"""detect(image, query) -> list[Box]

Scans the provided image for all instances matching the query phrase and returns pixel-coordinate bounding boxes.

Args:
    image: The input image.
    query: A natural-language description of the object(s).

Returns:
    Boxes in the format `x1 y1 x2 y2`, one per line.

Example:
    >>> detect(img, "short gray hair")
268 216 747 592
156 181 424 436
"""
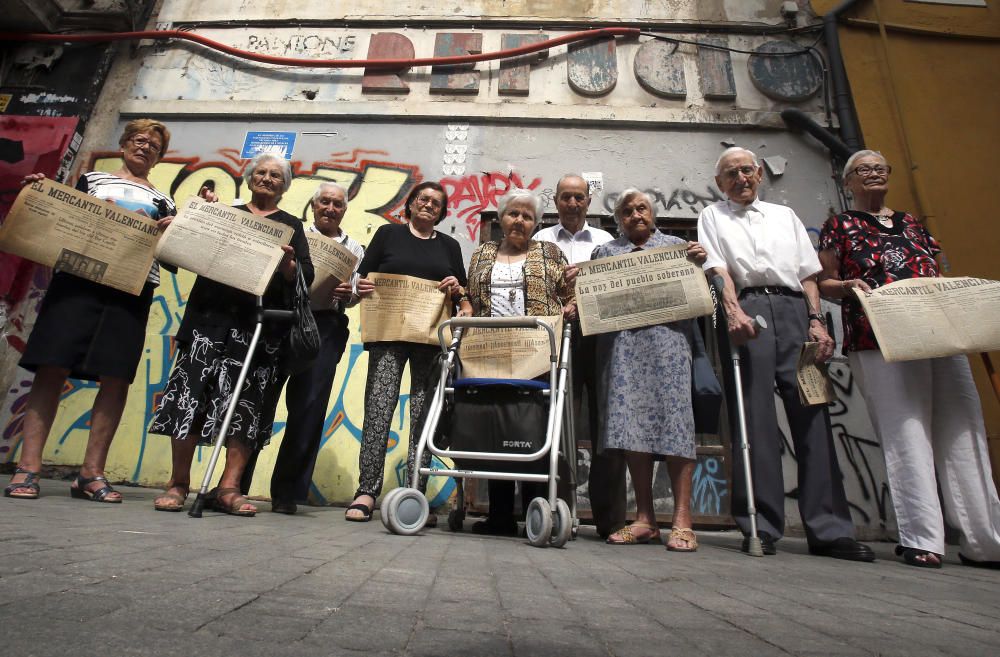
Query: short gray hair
497 188 542 219
555 173 590 197
243 153 293 194
613 188 655 221
714 146 759 176
311 181 348 204
842 149 887 179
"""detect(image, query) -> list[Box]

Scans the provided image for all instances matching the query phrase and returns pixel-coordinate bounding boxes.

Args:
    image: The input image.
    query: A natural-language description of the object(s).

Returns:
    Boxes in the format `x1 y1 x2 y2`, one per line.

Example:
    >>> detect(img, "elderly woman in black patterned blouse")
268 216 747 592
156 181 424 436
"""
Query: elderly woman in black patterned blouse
148 153 313 516
464 188 575 534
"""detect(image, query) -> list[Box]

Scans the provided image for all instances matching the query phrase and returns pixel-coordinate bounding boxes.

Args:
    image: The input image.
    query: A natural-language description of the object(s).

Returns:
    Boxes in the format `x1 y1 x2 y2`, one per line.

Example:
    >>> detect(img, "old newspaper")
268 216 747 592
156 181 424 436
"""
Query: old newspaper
0 178 159 295
305 232 360 310
796 342 837 406
154 197 293 296
459 315 562 380
360 273 450 345
576 244 714 336
854 277 1000 362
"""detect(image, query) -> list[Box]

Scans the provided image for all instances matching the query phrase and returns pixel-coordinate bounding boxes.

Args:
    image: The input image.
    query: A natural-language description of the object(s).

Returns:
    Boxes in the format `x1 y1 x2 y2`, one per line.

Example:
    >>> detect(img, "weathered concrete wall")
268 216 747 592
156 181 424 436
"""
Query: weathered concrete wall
0 0 897 537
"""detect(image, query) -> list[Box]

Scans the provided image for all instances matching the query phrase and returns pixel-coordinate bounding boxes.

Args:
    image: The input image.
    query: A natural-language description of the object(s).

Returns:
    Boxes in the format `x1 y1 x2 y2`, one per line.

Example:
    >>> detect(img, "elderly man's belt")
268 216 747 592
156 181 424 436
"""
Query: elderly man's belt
739 286 803 298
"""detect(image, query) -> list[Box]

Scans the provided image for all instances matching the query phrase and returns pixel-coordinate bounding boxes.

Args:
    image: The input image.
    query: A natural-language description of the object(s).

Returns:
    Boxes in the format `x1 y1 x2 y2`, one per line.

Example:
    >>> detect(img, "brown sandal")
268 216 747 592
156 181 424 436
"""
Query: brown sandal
211 487 257 517
606 522 661 545
666 527 698 552
153 483 190 512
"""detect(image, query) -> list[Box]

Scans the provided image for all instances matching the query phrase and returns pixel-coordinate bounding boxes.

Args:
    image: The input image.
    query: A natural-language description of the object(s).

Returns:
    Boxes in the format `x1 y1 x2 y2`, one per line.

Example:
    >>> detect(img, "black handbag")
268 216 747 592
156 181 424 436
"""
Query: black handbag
690 321 723 435
283 264 322 374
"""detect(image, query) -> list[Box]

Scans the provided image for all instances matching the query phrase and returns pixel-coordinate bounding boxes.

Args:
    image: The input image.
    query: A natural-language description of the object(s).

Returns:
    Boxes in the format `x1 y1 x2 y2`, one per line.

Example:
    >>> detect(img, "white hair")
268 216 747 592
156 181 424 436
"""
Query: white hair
497 188 542 219
842 149 886 179
311 181 348 204
613 188 655 222
243 153 293 193
714 146 759 176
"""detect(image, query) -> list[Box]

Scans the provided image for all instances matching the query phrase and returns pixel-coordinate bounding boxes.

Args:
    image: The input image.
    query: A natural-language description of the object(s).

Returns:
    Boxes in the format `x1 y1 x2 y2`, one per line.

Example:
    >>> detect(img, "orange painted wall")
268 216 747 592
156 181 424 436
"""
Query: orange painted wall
812 0 1000 477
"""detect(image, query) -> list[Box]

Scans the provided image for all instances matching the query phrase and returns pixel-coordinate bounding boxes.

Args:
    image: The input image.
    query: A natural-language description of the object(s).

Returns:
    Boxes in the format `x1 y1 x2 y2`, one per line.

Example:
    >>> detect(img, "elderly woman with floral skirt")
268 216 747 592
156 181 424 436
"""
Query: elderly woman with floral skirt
595 189 706 551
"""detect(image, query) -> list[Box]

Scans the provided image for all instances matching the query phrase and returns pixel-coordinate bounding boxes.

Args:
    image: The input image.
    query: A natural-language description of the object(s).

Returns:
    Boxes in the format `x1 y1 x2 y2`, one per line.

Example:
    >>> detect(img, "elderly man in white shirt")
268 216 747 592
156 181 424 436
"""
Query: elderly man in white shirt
698 147 874 562
534 173 626 538
269 182 365 514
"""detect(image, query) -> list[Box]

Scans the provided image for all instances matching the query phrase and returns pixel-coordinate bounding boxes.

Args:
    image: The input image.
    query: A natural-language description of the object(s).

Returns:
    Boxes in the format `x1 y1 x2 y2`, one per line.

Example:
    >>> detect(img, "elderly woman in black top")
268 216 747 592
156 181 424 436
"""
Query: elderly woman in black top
345 181 473 522
149 153 313 516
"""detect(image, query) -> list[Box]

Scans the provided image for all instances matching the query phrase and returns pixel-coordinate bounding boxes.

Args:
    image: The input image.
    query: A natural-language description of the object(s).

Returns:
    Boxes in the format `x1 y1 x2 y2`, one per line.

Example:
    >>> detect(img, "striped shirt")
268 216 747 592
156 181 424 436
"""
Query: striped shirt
76 171 175 285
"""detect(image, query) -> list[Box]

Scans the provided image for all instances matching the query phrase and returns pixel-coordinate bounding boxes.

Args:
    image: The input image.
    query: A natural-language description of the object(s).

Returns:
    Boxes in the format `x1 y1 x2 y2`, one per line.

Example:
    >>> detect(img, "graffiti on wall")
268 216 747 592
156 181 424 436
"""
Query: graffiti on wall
0 142 892 535
441 171 543 241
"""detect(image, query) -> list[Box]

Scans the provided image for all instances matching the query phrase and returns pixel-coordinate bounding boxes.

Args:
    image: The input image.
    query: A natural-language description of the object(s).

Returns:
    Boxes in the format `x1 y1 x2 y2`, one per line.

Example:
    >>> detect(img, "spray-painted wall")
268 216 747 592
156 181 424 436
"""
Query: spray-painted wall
0 0 897 537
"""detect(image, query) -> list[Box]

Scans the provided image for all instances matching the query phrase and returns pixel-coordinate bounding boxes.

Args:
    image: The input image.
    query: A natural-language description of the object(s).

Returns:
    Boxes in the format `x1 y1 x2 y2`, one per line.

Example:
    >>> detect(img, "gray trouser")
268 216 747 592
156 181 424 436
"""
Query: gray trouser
731 291 854 545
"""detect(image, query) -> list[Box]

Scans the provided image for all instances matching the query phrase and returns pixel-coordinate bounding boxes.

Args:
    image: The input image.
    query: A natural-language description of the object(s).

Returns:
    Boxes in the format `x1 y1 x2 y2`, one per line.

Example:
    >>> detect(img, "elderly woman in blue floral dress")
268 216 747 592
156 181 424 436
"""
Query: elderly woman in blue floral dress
595 188 706 550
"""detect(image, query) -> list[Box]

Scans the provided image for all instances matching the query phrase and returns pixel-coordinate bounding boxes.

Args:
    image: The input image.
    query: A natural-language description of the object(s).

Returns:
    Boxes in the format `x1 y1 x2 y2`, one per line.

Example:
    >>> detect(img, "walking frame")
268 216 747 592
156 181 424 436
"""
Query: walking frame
380 316 578 547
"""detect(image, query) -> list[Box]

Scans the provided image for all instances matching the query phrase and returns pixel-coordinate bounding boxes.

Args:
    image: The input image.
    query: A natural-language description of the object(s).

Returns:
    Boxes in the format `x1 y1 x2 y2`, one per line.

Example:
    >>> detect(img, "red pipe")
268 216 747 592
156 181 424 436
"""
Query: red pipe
0 27 640 69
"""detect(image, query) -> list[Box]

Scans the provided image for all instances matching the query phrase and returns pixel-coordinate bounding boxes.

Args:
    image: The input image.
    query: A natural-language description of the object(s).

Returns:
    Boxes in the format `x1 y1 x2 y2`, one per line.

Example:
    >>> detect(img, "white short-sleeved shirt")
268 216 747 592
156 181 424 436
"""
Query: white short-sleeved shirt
533 222 614 264
697 198 821 292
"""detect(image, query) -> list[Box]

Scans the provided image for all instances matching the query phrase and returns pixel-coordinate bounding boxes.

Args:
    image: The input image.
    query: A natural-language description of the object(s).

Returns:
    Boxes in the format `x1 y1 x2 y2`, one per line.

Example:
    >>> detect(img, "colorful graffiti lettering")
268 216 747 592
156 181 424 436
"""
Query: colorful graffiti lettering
441 171 543 240
0 147 461 507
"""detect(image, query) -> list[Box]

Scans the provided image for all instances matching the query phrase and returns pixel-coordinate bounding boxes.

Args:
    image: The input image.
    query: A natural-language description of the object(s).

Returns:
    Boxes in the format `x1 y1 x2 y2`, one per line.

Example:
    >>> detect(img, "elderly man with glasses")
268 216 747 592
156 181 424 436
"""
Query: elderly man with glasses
697 146 874 562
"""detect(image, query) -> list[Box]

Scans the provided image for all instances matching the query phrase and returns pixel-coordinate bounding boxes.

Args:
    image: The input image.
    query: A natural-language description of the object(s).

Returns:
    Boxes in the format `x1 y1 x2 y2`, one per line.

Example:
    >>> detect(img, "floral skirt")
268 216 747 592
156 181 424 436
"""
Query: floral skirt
149 326 285 450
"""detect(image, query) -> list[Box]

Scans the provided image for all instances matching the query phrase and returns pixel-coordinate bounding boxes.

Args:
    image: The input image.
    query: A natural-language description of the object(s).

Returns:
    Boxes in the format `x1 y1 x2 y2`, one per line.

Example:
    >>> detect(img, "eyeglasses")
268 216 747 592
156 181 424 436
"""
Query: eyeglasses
849 164 891 177
721 165 758 180
413 194 443 210
129 136 162 155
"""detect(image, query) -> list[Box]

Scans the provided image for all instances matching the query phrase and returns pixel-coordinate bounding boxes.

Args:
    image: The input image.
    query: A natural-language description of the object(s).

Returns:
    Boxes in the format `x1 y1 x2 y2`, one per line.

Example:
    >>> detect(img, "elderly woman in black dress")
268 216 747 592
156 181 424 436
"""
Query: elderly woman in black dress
345 181 473 522
5 119 175 502
148 153 313 516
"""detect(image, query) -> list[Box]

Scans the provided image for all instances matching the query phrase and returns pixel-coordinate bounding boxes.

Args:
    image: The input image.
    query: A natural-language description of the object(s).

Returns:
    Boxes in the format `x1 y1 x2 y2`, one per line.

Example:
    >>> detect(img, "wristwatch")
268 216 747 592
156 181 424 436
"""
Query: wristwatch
807 313 826 325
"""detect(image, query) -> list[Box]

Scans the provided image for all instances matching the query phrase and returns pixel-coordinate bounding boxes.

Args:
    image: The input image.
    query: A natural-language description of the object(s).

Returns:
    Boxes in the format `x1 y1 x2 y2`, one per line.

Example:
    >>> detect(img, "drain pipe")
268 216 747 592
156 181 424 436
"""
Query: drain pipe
780 108 853 161
823 0 865 152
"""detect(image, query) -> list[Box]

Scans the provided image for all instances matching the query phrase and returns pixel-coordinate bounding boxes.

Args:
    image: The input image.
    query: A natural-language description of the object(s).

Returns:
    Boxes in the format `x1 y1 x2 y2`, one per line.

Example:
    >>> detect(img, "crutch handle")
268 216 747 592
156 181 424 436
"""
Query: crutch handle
751 315 767 331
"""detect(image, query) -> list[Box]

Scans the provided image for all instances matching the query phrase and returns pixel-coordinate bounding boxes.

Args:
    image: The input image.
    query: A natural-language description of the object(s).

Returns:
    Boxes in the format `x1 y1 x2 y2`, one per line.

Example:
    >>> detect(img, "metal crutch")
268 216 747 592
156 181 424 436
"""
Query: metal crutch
188 297 294 518
709 275 768 557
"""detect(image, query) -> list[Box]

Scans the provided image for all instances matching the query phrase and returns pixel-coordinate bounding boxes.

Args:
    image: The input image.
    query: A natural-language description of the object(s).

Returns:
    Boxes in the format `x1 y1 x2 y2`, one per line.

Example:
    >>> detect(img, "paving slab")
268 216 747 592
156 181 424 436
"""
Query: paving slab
1 480 998 657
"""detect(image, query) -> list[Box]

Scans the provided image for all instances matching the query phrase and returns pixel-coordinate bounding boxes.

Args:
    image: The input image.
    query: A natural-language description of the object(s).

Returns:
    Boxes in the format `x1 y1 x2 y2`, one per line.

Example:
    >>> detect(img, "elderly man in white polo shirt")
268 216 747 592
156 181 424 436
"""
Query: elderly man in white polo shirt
535 173 626 538
698 147 874 562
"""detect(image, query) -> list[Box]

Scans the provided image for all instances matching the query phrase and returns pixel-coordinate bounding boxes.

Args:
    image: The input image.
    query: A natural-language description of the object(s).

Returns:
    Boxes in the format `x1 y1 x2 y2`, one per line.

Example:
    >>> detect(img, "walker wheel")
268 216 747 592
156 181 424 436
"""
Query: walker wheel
379 487 405 530
447 508 465 532
385 488 429 536
551 499 572 548
525 497 553 548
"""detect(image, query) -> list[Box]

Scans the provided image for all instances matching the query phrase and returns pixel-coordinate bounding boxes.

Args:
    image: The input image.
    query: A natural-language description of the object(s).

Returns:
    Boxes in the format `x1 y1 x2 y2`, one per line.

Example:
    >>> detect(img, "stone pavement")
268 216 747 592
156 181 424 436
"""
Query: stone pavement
2 480 999 657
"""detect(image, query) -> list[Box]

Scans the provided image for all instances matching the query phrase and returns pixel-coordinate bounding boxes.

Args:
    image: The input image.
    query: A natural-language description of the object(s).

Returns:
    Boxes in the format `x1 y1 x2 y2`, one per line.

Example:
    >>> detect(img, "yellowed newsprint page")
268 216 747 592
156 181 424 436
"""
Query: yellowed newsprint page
459 315 562 380
360 273 450 345
306 232 360 310
796 342 837 406
854 277 1000 362
576 244 713 336
0 178 159 295
154 197 293 296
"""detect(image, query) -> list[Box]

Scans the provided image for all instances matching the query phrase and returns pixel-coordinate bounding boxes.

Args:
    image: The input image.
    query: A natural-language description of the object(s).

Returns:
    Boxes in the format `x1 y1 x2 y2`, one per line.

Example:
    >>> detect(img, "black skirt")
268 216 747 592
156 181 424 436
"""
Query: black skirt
19 272 155 383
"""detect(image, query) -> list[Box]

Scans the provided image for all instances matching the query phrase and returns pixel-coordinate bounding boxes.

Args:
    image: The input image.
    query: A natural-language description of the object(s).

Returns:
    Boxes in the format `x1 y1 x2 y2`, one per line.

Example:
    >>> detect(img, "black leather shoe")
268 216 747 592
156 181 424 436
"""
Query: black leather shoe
809 537 876 562
741 532 777 555
271 500 297 515
471 517 518 536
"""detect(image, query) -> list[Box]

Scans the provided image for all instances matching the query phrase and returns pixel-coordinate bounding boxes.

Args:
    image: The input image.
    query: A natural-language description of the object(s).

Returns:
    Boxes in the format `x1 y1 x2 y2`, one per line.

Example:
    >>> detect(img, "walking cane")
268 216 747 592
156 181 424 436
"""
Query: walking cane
188 297 294 518
710 276 767 557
